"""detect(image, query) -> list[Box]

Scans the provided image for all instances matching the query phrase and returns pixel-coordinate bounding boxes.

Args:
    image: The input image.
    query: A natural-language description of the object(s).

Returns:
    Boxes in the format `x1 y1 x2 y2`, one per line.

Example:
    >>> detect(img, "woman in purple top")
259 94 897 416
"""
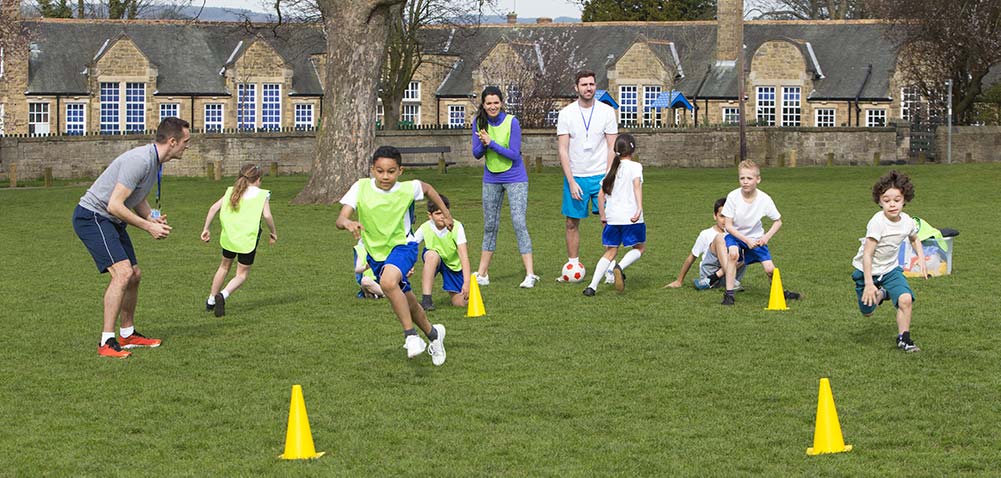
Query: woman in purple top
471 86 538 288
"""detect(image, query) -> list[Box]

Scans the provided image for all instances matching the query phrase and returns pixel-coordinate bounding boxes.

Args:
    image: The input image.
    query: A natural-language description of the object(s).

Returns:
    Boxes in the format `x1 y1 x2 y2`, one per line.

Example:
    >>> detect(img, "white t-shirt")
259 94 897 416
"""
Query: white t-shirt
241 185 270 200
721 188 781 240
852 211 918 275
339 179 424 239
603 160 643 225
413 221 467 245
692 227 722 267
556 100 618 177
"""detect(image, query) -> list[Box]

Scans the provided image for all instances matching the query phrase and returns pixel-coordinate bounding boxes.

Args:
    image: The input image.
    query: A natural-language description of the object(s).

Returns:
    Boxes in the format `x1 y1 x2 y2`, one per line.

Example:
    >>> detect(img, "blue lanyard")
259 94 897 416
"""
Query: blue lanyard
153 144 161 210
580 104 594 140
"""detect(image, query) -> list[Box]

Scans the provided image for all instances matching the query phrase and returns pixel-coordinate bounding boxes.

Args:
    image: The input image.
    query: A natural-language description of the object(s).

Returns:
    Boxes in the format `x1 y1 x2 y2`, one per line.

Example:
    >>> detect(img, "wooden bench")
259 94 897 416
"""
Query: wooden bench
397 146 456 173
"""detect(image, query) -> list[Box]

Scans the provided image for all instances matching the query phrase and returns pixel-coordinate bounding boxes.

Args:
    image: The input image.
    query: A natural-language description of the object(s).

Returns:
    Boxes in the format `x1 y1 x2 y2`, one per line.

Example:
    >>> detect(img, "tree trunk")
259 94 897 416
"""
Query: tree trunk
293 0 403 204
382 97 402 130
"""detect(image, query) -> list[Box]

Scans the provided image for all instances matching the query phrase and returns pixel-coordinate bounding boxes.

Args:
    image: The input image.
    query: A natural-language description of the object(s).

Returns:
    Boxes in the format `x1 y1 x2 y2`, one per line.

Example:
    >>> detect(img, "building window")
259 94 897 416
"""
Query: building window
756 86 776 126
204 104 224 132
0 48 4 78
815 108 836 127
781 87 801 126
28 102 50 135
294 103 314 129
401 104 420 125
159 103 179 122
403 81 420 101
546 109 559 127
376 102 384 126
619 85 638 124
66 103 86 135
448 105 465 127
643 86 662 126
506 85 522 117
100 82 120 133
261 83 281 130
238 83 256 131
866 109 887 127
722 107 740 125
0 103 4 135
901 86 923 123
125 82 146 132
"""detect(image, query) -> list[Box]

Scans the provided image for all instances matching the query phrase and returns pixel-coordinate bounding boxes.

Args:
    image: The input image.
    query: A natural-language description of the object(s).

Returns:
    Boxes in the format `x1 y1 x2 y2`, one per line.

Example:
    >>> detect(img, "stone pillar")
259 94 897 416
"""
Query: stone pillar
716 0 743 64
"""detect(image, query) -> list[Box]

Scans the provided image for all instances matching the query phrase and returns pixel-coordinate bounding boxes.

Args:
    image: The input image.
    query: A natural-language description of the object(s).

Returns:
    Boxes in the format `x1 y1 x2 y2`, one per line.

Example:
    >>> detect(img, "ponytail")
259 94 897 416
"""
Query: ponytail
476 86 504 131
230 164 262 211
602 134 636 196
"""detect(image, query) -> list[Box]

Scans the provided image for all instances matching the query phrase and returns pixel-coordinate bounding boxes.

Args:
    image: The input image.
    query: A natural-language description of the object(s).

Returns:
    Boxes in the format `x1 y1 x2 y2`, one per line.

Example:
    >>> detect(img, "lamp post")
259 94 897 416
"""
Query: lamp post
946 79 953 164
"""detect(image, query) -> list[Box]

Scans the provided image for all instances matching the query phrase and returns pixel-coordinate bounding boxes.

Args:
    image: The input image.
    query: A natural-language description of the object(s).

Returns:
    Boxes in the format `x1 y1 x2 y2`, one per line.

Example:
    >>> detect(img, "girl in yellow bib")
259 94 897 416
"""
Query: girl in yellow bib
200 164 277 317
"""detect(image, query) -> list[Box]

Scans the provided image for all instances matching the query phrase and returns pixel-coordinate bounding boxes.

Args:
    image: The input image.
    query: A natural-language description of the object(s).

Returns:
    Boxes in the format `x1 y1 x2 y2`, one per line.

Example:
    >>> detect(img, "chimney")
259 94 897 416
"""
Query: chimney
716 0 742 65
536 17 552 24
506 12 517 24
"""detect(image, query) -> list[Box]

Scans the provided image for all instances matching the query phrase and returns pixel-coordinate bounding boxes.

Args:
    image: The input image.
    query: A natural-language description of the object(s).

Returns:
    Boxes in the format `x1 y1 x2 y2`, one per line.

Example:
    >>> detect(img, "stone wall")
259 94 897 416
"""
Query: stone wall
936 126 1001 163
0 127 918 180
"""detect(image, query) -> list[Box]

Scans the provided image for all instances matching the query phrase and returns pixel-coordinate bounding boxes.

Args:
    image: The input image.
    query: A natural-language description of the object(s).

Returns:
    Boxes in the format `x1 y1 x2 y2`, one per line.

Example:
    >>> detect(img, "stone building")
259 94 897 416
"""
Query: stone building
0 0 970 136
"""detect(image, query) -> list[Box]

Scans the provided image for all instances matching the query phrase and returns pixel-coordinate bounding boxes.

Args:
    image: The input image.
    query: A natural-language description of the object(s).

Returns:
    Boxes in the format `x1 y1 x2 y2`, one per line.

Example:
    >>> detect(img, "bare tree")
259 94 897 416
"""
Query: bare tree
749 0 874 19
877 0 1001 125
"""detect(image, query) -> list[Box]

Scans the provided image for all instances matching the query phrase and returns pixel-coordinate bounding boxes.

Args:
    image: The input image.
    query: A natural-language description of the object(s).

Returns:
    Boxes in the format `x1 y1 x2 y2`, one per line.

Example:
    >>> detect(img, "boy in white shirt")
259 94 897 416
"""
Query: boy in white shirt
415 195 471 311
852 170 926 352
720 160 800 305
664 198 745 290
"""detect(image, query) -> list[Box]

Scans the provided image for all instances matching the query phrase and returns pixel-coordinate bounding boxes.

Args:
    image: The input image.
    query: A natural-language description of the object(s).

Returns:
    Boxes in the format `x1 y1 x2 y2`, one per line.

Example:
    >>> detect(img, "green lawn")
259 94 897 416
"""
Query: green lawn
2 163 999 476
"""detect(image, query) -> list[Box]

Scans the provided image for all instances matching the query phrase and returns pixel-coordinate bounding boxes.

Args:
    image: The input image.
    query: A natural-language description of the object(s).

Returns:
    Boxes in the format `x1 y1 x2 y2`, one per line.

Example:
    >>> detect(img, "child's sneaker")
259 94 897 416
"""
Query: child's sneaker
205 301 214 312
98 338 131 359
897 332 920 353
214 293 225 317
612 265 626 292
693 277 712 290
604 262 616 284
119 331 162 349
420 297 435 311
783 289 802 300
519 274 540 288
404 335 427 358
428 324 446 366
475 273 490 286
721 293 735 306
582 287 596 297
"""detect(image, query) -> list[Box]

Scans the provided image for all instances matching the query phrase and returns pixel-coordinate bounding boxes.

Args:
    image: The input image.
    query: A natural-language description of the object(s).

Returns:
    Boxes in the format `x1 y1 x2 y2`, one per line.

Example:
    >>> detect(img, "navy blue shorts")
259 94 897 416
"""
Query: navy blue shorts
724 234 772 265
367 242 419 294
422 248 465 293
601 223 646 247
73 205 137 273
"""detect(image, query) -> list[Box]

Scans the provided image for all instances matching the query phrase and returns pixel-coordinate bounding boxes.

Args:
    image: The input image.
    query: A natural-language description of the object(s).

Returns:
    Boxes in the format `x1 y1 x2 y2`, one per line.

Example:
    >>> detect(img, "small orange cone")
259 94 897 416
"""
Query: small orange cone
279 385 325 460
467 273 486 317
765 268 789 310
807 378 853 455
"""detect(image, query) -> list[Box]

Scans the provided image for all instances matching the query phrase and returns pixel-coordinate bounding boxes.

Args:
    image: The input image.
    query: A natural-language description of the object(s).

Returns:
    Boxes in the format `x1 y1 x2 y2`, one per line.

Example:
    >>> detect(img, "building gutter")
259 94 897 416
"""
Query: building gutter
854 64 872 126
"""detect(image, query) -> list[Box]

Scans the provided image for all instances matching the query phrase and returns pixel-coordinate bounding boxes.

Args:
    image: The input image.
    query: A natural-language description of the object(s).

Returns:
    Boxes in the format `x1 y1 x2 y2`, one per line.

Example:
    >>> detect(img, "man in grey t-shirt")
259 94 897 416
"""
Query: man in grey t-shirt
72 117 190 358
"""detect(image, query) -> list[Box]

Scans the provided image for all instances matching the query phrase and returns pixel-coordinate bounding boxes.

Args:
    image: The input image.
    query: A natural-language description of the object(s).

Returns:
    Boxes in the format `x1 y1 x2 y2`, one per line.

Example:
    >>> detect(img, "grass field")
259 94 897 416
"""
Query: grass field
2 163 1000 476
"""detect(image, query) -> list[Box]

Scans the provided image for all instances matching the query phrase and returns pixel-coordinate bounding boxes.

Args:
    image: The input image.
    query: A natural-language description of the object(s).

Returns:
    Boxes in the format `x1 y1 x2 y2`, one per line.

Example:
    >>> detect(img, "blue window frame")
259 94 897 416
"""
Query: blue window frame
66 103 86 135
261 83 281 130
100 82 120 133
238 83 256 131
125 82 145 132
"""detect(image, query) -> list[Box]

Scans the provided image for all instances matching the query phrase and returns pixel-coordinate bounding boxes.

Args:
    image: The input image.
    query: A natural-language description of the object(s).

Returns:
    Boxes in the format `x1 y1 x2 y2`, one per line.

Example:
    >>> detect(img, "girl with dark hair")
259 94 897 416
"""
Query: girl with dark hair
200 164 278 317
471 86 538 288
583 134 645 296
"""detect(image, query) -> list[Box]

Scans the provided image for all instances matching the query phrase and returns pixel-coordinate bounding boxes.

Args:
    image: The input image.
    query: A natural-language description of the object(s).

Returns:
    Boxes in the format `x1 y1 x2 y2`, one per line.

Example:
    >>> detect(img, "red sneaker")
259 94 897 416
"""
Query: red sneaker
98 338 131 358
119 331 162 349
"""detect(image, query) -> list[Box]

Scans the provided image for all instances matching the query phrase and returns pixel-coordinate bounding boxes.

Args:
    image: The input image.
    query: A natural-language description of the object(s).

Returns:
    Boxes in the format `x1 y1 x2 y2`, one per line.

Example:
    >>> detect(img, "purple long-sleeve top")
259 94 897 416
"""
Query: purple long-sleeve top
471 112 528 184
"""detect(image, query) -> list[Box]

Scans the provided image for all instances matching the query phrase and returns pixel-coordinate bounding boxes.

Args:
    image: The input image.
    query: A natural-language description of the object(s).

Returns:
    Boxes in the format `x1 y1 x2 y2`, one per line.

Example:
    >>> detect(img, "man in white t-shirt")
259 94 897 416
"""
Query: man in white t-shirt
556 69 618 280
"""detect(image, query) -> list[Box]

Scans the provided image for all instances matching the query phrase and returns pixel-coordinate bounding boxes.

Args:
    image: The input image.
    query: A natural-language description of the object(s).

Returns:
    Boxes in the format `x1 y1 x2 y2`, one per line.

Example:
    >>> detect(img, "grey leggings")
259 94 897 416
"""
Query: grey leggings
482 182 532 254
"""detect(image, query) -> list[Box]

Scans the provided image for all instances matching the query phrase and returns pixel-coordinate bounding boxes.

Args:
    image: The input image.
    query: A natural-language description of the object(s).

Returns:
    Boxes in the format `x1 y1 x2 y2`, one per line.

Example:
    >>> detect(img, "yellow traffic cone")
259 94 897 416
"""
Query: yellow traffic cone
807 378 853 455
279 385 325 460
467 273 486 317
765 267 789 310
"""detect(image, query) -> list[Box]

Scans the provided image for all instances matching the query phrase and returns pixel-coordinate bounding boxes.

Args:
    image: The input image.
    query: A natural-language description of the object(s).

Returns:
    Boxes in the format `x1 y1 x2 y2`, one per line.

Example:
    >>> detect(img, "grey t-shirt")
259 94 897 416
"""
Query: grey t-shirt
78 144 159 223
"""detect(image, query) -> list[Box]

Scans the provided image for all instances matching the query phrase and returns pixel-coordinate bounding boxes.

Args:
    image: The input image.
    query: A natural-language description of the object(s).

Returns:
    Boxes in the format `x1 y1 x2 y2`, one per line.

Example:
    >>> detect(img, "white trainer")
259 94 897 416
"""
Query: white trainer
404 335 427 359
475 273 490 286
428 324 446 366
604 262 617 284
519 274 540 288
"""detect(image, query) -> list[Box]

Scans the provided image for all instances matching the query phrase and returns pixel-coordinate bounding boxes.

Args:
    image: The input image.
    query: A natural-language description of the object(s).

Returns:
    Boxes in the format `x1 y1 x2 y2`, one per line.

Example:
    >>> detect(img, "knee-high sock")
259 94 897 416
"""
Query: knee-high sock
619 249 642 269
589 257 612 289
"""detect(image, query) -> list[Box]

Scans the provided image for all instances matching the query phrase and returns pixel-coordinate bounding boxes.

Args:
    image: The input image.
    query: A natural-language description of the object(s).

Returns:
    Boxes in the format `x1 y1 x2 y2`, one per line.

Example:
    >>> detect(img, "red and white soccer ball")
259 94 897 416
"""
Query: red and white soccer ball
561 261 586 283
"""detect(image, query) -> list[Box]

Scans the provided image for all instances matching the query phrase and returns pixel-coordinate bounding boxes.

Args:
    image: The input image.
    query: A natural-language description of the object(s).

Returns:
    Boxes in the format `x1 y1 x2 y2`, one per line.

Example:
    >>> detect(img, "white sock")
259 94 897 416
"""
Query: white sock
619 249 643 269
605 260 617 275
568 257 580 265
100 332 115 346
207 295 216 305
120 326 134 338
589 257 612 289
221 290 230 299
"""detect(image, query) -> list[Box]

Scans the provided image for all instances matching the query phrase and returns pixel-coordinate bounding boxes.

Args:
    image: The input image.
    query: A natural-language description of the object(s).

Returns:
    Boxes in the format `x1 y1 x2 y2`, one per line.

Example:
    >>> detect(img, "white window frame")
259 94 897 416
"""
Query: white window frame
0 103 4 135
447 104 465 127
866 109 887 128
814 108 836 127
901 86 923 122
403 81 421 101
65 103 87 135
619 85 638 124
0 48 4 78
401 81 421 126
546 109 559 127
204 103 224 132
294 103 314 129
756 86 776 126
401 103 421 125
124 82 146 132
159 103 180 123
28 102 51 135
722 107 740 125
100 82 120 133
643 85 662 126
376 101 385 126
261 83 282 130
237 83 257 131
780 86 801 126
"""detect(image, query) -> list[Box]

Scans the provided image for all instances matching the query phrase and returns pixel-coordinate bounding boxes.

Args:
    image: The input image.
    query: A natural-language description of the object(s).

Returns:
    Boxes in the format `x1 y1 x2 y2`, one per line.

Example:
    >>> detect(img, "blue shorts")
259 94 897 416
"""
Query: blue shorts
562 174 604 219
73 205 137 273
724 235 772 265
367 242 419 294
422 248 465 293
852 267 914 315
601 223 646 247
354 249 376 285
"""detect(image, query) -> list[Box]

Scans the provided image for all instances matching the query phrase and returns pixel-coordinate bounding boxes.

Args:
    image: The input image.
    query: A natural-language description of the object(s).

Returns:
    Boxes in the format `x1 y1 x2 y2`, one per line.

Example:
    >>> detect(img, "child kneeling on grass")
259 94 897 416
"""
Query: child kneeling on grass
336 146 449 366
852 170 926 352
664 197 746 290
416 194 471 311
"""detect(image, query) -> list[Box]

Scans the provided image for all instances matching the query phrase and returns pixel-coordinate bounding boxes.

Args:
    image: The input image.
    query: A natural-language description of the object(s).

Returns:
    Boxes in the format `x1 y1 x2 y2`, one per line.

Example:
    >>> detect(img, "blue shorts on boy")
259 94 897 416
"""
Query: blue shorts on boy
423 248 465 292
562 174 604 219
724 235 772 264
602 223 646 247
366 242 419 293
851 267 914 315
73 205 138 272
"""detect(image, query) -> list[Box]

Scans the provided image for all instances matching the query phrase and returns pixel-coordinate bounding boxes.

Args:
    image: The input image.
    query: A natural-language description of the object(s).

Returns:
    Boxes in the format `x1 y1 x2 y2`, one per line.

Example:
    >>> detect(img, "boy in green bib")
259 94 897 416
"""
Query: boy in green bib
336 146 451 366
200 164 278 317
415 195 471 311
